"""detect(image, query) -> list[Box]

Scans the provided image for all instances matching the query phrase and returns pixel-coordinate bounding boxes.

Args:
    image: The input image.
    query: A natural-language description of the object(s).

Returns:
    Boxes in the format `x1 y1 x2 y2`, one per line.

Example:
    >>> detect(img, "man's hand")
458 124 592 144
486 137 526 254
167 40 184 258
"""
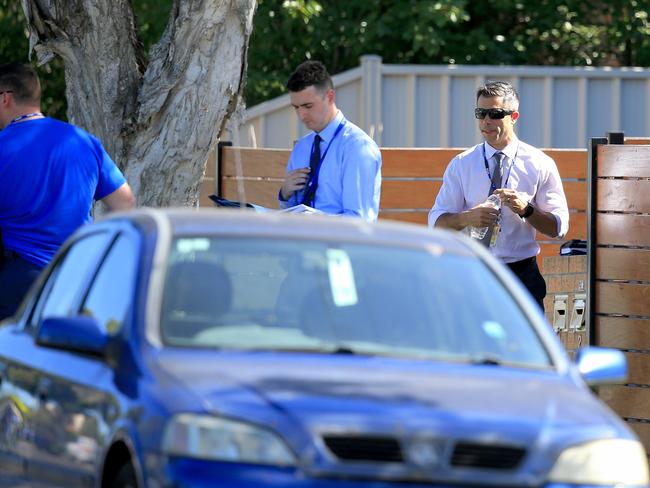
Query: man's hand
280 167 310 200
465 202 500 228
495 188 561 237
494 188 526 216
435 201 499 230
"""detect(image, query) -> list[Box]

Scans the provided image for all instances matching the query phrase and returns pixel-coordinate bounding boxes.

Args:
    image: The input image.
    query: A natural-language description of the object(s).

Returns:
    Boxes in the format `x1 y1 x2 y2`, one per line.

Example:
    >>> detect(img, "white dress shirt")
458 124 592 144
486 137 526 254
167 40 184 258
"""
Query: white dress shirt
428 137 569 263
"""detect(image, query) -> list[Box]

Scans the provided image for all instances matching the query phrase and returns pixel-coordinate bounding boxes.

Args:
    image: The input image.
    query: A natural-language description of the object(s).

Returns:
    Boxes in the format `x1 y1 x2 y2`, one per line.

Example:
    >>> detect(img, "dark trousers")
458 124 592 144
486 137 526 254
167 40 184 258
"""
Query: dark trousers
0 252 42 321
507 256 546 311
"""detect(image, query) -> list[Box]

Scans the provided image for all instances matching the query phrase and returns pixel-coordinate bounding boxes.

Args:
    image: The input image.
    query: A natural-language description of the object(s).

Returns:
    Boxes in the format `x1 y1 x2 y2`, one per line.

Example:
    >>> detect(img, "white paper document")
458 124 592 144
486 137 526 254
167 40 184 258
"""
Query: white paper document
279 204 324 214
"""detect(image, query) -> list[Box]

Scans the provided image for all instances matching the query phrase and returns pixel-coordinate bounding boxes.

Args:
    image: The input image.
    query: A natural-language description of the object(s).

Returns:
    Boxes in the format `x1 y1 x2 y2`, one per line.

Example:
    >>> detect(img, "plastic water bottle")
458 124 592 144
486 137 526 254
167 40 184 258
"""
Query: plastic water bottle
470 194 502 240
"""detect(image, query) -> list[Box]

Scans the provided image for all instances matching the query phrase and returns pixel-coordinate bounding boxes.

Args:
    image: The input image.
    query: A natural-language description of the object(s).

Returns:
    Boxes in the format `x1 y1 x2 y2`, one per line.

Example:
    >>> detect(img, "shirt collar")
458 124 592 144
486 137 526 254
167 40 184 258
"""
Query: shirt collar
315 110 345 143
484 136 519 161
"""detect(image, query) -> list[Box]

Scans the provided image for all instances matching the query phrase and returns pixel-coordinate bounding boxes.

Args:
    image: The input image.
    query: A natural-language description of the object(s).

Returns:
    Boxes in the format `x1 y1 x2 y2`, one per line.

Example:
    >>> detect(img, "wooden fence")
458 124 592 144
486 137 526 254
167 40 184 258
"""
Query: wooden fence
201 144 589 271
588 136 650 451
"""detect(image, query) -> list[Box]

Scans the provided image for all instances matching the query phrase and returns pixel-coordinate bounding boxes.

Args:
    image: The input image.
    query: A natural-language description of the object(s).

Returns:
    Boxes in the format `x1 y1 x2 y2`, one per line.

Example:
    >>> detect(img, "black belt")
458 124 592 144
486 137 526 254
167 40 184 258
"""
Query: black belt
506 256 537 272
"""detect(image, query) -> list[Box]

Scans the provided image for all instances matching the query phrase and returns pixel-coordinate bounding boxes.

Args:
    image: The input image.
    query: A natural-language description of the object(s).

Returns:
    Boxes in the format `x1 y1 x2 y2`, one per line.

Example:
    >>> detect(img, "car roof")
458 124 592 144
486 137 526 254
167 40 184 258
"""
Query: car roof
100 207 477 257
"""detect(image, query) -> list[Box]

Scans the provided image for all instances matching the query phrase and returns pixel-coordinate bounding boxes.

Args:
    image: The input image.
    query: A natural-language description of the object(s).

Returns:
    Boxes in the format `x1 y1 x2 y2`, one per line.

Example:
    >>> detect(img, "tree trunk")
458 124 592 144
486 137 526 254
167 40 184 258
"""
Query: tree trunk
20 0 256 206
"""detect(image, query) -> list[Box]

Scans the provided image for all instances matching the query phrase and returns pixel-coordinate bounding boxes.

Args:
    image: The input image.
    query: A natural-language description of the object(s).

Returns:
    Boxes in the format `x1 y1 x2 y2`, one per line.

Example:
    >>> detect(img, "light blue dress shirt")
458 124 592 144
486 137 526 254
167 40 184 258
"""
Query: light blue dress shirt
279 111 382 222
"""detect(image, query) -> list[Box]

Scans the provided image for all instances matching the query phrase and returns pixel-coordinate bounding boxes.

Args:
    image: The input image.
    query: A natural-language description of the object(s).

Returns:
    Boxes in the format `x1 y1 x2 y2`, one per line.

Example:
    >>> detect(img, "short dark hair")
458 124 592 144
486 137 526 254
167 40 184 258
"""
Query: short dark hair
286 60 333 93
0 63 41 105
476 80 519 110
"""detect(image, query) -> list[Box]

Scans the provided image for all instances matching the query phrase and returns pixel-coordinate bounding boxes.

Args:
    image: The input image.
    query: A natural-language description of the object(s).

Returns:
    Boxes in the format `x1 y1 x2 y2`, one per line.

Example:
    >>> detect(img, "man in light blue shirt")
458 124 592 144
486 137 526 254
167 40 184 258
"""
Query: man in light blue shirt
279 61 381 222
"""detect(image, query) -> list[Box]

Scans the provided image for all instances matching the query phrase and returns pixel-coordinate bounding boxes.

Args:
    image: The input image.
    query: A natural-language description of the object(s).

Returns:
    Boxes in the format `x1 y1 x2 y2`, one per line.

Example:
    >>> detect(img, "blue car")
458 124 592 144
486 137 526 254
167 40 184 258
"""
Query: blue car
0 208 646 487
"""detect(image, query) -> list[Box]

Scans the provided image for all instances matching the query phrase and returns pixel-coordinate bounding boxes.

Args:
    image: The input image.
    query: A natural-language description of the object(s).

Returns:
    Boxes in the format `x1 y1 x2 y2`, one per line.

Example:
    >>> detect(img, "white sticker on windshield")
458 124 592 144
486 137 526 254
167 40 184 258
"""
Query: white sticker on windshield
482 321 506 340
326 249 358 307
176 238 210 254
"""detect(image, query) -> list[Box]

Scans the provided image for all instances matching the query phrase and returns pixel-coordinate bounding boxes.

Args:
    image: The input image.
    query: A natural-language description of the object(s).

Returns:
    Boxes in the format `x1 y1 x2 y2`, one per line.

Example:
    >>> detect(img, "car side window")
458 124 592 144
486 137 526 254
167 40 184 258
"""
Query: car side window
81 233 138 334
31 232 114 326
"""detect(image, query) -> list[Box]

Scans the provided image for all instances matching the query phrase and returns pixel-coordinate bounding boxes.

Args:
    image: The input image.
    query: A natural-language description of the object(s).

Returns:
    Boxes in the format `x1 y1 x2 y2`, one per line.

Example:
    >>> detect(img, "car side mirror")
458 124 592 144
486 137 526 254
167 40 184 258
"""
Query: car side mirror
575 346 627 386
36 316 108 358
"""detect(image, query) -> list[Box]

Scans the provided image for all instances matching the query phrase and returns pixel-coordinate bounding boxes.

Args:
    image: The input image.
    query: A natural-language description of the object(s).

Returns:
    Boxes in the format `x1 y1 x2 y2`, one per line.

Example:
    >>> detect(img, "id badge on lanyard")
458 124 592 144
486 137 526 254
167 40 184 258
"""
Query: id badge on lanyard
490 224 500 247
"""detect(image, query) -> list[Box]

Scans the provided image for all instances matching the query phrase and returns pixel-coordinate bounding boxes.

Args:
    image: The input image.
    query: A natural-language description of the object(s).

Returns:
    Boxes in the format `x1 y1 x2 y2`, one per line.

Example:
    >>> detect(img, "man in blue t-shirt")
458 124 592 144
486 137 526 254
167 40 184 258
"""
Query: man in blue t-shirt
0 63 135 319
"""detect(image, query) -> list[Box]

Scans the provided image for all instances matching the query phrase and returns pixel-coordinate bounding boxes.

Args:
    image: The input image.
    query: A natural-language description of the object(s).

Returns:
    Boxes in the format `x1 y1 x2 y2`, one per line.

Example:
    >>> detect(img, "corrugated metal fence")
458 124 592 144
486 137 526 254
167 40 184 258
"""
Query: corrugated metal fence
233 55 650 149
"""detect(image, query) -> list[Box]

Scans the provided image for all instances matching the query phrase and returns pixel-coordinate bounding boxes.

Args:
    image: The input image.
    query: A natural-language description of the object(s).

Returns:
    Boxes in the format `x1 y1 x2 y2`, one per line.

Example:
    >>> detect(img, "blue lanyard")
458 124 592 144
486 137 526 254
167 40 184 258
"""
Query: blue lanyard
303 121 346 198
9 112 43 125
482 143 518 194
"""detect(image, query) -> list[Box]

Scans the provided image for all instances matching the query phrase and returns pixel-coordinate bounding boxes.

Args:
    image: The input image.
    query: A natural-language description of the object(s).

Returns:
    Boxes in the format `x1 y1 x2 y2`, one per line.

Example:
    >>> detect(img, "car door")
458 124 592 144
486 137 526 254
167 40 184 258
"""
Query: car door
0 359 33 486
25 227 140 487
0 229 116 487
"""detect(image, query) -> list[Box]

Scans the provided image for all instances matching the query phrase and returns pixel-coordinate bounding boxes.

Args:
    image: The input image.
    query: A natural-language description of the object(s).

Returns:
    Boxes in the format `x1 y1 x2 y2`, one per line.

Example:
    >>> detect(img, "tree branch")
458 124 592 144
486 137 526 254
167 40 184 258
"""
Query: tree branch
20 0 257 208
20 0 145 161
126 0 256 206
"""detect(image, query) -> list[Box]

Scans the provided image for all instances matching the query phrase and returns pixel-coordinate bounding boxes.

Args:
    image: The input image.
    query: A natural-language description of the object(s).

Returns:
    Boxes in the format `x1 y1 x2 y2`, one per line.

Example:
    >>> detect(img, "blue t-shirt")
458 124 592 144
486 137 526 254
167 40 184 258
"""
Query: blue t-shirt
0 117 126 267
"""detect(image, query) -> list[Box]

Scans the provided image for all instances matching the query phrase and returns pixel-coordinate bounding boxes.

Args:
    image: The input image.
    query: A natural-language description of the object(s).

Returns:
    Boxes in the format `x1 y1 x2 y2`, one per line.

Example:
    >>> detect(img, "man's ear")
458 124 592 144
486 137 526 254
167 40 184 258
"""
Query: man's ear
327 88 335 104
511 111 520 123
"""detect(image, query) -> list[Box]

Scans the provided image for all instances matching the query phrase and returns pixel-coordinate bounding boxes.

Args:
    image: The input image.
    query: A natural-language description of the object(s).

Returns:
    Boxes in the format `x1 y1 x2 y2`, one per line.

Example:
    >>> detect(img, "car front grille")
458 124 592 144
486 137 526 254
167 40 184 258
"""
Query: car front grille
450 442 526 469
321 435 526 470
322 435 404 462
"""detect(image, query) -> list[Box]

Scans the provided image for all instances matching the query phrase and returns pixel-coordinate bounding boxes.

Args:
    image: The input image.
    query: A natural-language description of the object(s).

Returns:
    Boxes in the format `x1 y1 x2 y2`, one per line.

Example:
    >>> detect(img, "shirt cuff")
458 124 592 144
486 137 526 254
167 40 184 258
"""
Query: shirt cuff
428 208 445 228
278 189 291 209
551 212 568 239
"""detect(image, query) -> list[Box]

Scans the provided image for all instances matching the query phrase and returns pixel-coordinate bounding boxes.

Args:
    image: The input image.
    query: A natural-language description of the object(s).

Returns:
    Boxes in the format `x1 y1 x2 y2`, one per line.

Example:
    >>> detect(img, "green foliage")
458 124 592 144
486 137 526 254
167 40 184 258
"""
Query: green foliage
3 0 650 118
245 0 472 106
0 1 29 64
0 0 66 119
131 0 173 60
451 0 650 66
245 0 650 106
0 0 173 121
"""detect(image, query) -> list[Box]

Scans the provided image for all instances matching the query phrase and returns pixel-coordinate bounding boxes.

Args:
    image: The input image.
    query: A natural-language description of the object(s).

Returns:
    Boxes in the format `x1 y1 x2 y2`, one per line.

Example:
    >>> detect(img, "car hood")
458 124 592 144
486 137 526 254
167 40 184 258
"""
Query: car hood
155 351 628 484
157 350 622 432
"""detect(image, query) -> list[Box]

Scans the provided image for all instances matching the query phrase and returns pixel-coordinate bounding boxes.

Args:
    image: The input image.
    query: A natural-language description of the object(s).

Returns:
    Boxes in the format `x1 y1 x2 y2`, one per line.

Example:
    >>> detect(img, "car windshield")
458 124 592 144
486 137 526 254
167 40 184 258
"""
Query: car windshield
160 237 550 368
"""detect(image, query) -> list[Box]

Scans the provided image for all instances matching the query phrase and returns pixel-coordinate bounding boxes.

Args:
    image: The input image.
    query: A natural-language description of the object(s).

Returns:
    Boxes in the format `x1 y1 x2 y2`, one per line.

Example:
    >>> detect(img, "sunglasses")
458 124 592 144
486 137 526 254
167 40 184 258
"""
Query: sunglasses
474 108 514 120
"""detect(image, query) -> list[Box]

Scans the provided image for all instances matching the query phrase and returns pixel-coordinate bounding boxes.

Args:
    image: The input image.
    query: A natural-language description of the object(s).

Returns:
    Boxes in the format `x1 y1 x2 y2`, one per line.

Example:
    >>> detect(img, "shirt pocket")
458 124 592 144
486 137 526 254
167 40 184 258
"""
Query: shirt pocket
509 172 537 203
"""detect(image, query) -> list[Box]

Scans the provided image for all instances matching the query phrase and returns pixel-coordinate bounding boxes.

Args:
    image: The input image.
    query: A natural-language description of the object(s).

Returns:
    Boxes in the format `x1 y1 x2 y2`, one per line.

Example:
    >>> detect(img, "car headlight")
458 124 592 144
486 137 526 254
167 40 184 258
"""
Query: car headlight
548 438 649 485
162 413 297 466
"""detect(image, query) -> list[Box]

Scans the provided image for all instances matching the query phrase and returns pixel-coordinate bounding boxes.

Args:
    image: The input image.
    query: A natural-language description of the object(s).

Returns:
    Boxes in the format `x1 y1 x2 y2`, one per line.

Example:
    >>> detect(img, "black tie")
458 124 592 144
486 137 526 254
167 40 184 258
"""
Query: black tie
490 151 504 191
302 134 321 206
480 151 505 247
310 134 321 172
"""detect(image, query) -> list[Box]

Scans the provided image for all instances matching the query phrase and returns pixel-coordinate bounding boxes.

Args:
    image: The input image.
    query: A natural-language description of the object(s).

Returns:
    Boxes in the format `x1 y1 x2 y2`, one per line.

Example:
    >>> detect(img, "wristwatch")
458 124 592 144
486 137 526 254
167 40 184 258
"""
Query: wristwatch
520 202 534 219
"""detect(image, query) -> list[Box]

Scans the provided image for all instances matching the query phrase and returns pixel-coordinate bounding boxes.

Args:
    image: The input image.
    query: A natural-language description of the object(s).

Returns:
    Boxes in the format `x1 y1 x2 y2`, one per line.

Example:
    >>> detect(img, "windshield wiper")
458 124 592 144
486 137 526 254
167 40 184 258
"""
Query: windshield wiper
329 345 357 355
469 354 503 366
247 345 360 355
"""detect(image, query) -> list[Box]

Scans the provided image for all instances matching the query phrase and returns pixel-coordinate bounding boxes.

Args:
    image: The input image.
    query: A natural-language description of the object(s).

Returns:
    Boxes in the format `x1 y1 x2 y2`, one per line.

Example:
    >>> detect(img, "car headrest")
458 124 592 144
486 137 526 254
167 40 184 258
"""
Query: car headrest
162 259 232 319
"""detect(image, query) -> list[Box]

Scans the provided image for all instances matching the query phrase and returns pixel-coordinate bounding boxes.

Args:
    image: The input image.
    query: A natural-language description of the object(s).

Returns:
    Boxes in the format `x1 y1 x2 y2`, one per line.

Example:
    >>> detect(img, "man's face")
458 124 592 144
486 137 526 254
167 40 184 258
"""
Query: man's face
476 95 519 149
290 85 336 133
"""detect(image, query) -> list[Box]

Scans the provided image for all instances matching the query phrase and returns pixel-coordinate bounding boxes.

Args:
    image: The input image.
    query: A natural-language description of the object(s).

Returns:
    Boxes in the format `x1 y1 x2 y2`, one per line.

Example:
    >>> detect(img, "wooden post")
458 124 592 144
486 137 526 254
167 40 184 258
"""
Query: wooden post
606 131 624 145
587 136 607 345
360 55 383 145
216 141 233 198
